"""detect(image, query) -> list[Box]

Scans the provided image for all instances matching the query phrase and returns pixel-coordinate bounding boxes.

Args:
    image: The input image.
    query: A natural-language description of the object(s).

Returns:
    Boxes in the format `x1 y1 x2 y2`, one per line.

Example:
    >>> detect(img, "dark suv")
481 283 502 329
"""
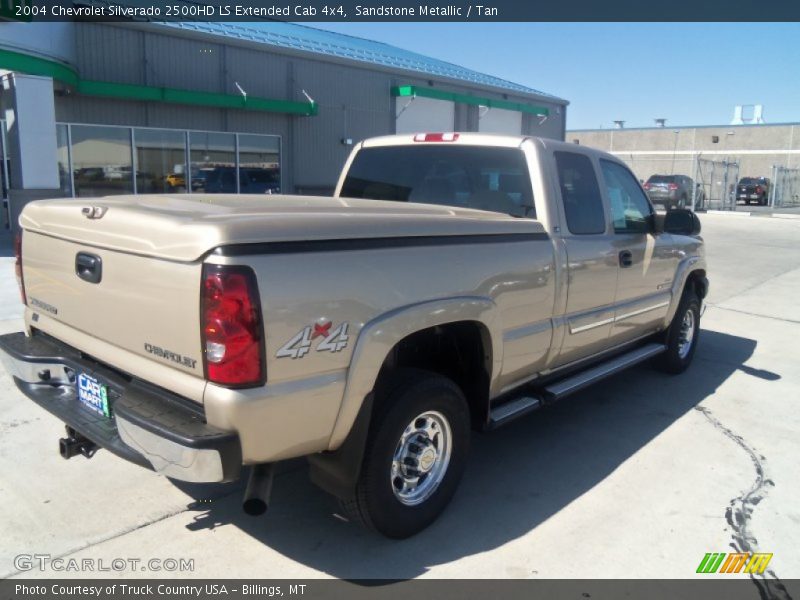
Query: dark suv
643 174 697 210
736 177 770 206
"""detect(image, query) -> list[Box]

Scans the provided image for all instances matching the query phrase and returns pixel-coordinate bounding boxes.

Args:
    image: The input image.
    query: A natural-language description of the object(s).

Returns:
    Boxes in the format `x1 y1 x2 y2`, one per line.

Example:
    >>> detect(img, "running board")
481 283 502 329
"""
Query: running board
488 395 542 429
542 342 666 402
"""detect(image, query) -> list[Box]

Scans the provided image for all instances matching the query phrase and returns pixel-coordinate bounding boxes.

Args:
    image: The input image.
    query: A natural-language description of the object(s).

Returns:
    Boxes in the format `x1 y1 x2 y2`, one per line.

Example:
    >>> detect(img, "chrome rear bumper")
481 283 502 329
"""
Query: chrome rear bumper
0 331 241 483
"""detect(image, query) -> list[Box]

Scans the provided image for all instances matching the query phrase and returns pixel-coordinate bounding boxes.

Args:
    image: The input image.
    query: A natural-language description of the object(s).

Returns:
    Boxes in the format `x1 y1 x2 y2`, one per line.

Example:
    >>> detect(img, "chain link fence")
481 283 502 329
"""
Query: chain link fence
694 157 740 211
769 166 800 208
613 153 740 211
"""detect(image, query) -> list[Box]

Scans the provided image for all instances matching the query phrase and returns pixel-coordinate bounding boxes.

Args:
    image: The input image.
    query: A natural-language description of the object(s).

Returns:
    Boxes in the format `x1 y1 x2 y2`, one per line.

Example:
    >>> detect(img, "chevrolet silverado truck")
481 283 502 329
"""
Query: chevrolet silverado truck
0 133 708 538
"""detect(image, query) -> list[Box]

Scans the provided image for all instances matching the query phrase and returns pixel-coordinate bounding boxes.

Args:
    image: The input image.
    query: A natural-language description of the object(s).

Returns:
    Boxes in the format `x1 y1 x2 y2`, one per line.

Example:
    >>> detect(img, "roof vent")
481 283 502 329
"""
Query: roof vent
613 120 625 129
731 104 765 125
654 118 667 128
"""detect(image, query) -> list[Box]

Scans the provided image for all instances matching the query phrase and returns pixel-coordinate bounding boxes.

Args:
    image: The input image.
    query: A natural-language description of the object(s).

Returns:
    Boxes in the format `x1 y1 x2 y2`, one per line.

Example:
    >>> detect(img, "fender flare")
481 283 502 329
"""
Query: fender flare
663 255 708 326
327 296 502 451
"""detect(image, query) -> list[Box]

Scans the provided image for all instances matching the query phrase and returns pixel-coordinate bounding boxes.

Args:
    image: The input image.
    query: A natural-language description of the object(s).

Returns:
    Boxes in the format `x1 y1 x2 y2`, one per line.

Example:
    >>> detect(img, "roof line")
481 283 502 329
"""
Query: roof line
147 21 566 104
569 122 800 132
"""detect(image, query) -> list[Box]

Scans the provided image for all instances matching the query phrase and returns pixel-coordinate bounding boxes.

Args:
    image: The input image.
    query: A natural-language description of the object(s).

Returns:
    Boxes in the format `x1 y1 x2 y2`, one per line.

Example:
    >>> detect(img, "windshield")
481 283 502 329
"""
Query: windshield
739 178 759 185
340 145 536 218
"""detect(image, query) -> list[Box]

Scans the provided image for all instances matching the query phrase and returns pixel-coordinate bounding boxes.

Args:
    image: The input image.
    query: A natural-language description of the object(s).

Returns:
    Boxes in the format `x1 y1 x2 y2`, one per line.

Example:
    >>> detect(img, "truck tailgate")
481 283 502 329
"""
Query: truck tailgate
21 231 205 393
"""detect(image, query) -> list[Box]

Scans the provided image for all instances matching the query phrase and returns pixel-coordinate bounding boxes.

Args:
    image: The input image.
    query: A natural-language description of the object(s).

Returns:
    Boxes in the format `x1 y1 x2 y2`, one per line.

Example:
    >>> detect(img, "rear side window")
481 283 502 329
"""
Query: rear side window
647 175 676 184
340 145 536 218
554 151 606 235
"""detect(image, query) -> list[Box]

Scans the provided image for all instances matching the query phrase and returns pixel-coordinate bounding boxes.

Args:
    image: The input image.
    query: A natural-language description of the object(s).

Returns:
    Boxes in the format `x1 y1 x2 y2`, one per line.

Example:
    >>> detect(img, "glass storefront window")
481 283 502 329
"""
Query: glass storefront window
135 128 187 194
59 125 280 198
189 132 236 193
70 125 133 197
56 124 72 197
238 134 281 194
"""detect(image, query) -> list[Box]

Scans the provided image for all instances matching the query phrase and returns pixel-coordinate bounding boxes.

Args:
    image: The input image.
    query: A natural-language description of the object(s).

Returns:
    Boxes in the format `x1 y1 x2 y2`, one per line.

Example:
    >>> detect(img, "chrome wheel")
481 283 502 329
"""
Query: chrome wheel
391 410 452 506
677 308 696 359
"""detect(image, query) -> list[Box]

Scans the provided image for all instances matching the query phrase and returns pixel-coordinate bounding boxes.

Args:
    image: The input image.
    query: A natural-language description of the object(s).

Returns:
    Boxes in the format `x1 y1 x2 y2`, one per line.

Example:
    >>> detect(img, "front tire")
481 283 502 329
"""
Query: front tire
340 369 470 538
655 289 701 374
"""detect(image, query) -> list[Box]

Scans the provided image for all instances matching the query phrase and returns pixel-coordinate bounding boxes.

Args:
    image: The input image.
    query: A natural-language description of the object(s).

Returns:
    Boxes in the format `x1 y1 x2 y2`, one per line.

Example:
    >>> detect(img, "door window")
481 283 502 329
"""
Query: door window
554 151 606 234
600 160 653 234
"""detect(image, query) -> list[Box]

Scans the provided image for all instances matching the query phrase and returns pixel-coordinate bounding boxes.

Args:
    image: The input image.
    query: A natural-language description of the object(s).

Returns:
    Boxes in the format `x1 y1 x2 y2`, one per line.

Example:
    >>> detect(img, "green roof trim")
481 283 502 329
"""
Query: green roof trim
0 48 317 117
76 80 318 116
0 48 78 87
392 85 549 117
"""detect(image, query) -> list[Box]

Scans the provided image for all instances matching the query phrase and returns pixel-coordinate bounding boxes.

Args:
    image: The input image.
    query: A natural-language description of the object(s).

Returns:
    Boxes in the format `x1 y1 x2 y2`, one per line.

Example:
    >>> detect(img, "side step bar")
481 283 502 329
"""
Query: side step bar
488 395 542 429
542 342 666 401
487 342 666 429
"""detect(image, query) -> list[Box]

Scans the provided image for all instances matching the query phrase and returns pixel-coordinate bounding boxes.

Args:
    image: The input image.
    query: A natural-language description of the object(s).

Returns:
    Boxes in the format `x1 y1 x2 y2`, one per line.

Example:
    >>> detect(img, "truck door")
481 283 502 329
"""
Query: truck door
551 150 619 366
598 159 676 344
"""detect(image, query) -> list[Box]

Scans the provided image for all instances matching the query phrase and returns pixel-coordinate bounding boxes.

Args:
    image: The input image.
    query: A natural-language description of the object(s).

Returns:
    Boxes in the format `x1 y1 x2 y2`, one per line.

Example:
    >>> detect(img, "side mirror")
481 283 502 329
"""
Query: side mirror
663 208 701 236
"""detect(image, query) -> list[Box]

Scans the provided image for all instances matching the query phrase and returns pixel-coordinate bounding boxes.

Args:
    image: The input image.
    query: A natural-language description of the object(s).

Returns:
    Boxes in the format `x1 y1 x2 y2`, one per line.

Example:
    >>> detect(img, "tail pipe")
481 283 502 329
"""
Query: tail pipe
242 463 275 516
59 426 98 459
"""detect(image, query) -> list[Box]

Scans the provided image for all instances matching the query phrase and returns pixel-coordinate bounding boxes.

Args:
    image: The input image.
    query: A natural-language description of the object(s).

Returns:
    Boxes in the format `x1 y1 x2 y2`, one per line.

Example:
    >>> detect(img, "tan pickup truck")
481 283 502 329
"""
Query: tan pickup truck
0 133 707 538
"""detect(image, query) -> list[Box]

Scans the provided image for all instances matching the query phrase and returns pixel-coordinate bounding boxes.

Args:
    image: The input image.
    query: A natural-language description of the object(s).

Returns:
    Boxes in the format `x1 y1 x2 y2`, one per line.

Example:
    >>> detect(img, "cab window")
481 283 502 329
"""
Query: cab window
600 160 653 234
340 145 536 218
554 151 606 235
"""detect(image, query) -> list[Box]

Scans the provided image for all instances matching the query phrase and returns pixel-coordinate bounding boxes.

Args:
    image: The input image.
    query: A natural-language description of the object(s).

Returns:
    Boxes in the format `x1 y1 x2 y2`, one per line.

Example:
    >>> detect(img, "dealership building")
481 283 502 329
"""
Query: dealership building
0 20 568 232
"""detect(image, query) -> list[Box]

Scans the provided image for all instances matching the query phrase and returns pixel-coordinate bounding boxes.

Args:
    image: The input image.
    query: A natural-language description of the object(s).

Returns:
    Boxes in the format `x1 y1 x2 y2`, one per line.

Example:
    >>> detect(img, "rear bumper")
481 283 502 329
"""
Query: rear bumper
0 331 241 483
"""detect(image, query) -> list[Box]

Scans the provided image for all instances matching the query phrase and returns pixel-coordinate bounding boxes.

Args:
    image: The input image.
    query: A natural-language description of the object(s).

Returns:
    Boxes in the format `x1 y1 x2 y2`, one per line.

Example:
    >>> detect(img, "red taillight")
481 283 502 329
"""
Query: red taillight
14 233 26 305
668 183 679 190
643 183 651 190
413 132 459 142
201 265 265 387
756 186 763 194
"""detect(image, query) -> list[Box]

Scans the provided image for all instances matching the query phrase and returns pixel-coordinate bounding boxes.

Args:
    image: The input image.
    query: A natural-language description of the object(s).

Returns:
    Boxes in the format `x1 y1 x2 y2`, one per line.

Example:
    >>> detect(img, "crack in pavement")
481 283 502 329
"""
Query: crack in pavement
695 406 792 600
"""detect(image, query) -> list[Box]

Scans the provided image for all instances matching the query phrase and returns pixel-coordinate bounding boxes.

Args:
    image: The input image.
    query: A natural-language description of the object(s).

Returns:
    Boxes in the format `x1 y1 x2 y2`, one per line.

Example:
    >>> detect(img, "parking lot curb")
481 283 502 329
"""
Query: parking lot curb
707 210 751 217
771 213 800 220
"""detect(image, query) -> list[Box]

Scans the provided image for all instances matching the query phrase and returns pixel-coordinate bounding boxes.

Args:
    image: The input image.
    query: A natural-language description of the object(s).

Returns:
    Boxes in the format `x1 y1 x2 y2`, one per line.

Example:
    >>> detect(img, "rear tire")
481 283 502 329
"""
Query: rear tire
655 289 701 374
340 369 471 538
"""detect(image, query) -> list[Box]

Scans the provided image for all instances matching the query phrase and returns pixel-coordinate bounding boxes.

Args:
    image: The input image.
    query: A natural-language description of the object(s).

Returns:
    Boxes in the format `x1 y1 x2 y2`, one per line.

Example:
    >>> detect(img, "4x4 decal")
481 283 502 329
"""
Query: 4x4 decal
276 321 350 359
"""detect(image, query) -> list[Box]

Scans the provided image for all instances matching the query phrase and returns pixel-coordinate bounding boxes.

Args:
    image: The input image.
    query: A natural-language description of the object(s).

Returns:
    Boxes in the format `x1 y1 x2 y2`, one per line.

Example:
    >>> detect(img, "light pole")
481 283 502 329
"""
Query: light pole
670 130 680 174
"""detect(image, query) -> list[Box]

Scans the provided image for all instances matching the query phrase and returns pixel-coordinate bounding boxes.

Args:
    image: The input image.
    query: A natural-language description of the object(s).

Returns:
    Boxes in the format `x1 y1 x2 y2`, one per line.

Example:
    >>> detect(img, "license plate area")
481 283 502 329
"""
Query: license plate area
77 372 112 418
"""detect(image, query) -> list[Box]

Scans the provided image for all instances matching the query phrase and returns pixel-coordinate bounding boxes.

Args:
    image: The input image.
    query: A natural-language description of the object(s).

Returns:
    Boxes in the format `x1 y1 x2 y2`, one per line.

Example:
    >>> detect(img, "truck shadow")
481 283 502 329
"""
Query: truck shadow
175 328 774 579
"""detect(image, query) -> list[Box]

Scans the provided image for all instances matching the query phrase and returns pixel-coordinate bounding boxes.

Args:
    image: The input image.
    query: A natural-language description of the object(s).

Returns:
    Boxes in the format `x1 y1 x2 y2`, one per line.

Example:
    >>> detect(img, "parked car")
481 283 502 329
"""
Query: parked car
0 133 707 539
204 166 280 194
736 177 770 206
643 174 696 210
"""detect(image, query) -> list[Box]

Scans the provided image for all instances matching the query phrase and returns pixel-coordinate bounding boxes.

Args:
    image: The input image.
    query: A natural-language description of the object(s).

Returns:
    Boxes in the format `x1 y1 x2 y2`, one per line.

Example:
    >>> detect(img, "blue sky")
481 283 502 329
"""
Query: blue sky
309 23 800 130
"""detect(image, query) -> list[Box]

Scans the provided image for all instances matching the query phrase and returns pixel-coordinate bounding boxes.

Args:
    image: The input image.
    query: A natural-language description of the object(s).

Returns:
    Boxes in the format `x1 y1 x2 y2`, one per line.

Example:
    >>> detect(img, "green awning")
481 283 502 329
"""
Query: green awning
392 85 549 117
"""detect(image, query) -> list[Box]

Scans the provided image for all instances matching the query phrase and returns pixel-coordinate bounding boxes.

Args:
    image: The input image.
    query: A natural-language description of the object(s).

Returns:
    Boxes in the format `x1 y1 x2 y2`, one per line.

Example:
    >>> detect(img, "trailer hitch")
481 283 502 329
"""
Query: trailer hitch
59 426 99 460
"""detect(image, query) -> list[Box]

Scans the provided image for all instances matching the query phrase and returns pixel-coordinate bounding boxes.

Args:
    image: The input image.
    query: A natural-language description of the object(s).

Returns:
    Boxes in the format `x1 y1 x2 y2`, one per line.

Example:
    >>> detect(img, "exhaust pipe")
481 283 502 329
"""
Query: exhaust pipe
59 427 98 460
242 463 275 516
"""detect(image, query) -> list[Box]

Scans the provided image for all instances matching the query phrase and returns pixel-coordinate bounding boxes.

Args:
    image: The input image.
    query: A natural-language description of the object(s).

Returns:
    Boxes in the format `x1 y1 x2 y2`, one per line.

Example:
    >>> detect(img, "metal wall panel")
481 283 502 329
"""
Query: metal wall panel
142 104 225 132
293 56 392 111
55 96 148 127
75 24 144 85
144 30 223 92
225 46 291 100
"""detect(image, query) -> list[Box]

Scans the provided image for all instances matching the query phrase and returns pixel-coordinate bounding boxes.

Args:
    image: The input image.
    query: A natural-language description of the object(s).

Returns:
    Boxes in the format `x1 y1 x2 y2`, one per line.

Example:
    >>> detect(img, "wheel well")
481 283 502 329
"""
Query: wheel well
687 269 708 299
376 321 492 428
